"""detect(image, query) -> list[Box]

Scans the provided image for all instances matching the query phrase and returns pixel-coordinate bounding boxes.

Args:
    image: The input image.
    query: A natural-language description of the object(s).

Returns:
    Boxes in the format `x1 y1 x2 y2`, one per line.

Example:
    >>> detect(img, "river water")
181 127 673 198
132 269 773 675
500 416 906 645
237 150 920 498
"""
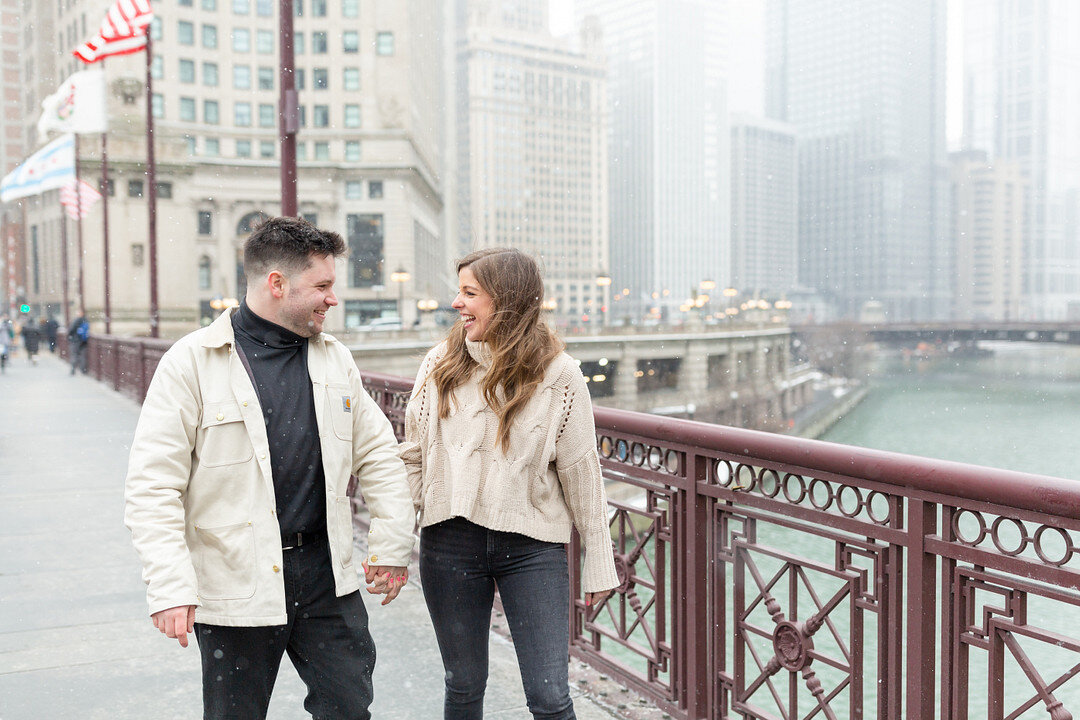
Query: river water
821 341 1080 480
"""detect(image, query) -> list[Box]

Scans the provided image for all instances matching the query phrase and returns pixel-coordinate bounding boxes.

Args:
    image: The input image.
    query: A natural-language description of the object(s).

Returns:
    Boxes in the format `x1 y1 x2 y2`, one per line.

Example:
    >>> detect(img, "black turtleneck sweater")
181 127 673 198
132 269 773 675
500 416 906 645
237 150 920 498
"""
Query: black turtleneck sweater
232 301 325 537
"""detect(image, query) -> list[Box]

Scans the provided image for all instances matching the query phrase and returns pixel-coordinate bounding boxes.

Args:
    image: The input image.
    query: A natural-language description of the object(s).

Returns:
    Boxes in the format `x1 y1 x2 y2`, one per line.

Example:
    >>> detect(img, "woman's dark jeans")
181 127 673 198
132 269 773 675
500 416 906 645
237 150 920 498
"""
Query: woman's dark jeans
419 517 576 720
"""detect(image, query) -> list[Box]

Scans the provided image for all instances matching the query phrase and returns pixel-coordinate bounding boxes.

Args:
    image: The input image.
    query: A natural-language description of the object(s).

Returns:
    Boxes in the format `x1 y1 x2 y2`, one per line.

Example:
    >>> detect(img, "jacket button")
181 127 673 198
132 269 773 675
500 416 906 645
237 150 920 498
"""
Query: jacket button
242 401 248 407
216 413 224 421
272 565 280 573
369 554 378 563
260 453 267 460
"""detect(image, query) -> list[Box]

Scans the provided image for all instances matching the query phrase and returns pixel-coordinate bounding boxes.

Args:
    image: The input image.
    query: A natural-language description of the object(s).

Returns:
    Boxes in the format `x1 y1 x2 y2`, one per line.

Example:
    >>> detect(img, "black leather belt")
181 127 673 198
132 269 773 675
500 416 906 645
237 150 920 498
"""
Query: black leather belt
282 531 324 550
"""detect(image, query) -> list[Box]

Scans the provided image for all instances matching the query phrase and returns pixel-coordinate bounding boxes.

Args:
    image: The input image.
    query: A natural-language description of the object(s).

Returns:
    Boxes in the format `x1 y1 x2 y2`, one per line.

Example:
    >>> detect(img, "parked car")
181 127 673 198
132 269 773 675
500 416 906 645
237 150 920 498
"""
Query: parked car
356 317 404 332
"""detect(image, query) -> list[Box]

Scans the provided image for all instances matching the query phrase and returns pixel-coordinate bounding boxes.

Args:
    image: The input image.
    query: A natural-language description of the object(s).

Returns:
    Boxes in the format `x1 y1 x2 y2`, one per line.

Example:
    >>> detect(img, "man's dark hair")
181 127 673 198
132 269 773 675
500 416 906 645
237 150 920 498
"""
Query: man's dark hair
243 216 346 283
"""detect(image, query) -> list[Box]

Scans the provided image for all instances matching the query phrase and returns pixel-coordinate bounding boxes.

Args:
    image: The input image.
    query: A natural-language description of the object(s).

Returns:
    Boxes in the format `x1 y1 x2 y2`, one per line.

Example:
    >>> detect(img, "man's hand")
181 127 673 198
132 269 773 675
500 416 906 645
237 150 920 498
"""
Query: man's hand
151 605 196 647
585 590 612 610
362 561 409 606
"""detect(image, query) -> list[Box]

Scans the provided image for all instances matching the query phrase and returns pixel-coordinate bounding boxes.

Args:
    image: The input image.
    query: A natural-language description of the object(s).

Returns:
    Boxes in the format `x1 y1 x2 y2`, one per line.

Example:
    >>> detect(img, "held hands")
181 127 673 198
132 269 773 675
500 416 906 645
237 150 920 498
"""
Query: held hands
362 560 409 606
585 589 612 610
151 605 196 647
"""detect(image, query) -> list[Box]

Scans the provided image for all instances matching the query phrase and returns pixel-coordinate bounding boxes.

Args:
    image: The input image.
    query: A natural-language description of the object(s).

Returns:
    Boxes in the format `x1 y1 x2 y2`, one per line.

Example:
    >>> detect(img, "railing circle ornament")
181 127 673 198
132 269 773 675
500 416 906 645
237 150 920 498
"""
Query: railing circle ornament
990 516 1029 556
808 478 834 511
715 459 734 486
631 442 647 466
866 491 892 524
664 449 680 475
647 445 664 470
952 509 988 546
759 469 781 498
782 474 807 504
598 435 614 459
735 463 757 491
1033 525 1074 566
614 438 629 463
772 620 815 672
837 485 864 518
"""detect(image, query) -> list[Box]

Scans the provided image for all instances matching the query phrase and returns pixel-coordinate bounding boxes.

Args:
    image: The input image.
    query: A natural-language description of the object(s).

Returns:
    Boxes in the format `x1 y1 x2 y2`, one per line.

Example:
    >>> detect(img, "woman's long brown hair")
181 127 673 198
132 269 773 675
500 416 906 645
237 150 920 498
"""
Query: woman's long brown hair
429 248 564 452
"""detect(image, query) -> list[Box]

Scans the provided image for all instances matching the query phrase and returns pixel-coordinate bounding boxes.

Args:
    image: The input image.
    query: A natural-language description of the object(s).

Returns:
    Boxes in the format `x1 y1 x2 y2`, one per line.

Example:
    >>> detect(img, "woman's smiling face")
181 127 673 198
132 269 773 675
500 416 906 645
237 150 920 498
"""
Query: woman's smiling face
452 265 495 342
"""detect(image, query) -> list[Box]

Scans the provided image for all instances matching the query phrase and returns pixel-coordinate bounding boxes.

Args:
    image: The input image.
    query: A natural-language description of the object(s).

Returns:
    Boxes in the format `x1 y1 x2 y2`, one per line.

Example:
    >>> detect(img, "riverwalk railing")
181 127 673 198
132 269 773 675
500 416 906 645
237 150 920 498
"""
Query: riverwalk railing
78 335 1080 719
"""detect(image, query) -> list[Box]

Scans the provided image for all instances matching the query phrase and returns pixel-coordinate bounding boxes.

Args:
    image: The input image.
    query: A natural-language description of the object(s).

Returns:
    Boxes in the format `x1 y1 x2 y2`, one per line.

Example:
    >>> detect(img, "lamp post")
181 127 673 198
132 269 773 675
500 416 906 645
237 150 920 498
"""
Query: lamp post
416 297 437 329
595 272 612 327
723 287 738 322
390 267 410 321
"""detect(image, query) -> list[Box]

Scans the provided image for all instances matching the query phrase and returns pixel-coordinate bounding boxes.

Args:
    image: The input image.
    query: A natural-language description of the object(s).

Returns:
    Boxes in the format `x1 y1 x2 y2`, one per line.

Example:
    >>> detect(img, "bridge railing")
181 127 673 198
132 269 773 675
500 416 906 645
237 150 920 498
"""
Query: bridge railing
78 336 1080 719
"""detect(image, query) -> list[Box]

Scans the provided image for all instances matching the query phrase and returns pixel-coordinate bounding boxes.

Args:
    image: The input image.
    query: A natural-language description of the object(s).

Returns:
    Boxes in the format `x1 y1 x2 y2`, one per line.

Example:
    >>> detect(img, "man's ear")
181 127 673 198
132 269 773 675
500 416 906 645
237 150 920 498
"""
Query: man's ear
267 270 288 299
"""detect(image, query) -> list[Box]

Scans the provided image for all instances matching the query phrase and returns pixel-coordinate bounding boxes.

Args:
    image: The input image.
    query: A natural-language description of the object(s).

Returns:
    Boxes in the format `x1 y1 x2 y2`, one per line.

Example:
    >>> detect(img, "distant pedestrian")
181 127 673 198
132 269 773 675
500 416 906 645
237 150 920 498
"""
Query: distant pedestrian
0 316 12 373
67 313 90 375
42 315 59 353
20 318 41 365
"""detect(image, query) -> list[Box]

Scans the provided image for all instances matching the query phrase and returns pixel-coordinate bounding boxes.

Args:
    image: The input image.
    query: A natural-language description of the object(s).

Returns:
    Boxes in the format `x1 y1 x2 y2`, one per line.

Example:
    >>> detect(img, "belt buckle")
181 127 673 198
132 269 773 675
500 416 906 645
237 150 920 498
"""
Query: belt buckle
282 532 302 551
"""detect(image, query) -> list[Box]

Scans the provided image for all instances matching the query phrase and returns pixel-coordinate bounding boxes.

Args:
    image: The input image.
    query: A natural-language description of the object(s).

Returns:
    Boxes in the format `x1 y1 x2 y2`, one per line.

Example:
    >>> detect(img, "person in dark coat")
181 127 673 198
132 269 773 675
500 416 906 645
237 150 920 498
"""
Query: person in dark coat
42 316 59 353
21 319 41 365
67 313 90 375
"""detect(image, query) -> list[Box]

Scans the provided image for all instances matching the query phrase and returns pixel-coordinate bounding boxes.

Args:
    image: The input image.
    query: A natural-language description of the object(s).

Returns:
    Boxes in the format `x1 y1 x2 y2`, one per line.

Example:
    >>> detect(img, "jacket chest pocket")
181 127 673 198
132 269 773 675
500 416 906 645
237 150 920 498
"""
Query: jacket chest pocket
199 401 254 467
325 384 354 442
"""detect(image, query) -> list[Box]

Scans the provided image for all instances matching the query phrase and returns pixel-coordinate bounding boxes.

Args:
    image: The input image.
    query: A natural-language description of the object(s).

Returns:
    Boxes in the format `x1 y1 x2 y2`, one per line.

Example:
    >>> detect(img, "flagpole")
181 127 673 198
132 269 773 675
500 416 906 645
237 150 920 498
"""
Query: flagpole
101 130 111 335
59 196 71 327
279 0 298 216
74 134 85 315
145 32 159 337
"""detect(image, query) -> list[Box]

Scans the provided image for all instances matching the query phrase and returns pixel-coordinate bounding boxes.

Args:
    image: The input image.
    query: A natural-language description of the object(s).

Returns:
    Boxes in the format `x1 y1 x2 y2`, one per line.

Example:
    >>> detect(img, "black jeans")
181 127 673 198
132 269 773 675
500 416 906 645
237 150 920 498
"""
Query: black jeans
419 517 576 720
194 535 375 720
70 343 87 374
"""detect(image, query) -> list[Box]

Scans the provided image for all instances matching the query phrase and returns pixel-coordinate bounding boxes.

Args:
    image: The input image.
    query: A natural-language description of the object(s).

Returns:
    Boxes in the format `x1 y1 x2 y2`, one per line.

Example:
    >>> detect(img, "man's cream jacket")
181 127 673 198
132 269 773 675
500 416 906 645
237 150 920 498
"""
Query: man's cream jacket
124 308 414 626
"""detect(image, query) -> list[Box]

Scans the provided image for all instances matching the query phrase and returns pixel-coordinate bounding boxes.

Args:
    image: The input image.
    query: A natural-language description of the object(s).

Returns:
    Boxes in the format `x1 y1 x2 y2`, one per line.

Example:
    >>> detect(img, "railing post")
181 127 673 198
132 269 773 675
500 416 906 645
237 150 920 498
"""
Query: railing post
682 452 709 718
905 498 938 719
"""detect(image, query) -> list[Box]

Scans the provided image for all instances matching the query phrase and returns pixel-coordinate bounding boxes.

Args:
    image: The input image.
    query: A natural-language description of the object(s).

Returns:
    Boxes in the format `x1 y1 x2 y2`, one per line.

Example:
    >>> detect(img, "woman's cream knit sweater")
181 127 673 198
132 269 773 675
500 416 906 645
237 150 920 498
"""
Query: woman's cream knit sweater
398 340 620 593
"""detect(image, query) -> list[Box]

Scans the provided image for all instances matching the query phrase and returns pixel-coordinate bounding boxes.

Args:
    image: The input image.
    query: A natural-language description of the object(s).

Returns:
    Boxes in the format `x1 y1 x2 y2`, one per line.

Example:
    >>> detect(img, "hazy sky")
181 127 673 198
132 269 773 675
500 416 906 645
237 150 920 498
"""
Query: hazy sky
550 0 964 147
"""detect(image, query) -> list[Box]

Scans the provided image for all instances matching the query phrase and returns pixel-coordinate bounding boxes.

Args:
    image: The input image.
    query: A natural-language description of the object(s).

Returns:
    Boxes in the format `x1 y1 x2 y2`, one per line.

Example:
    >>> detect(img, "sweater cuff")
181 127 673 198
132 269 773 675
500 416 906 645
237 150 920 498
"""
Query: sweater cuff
580 529 620 594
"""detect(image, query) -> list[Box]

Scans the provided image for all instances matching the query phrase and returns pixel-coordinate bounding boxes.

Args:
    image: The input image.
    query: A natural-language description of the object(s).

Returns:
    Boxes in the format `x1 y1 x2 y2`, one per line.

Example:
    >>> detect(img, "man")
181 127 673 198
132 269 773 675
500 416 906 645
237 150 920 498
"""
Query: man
67 312 89 375
125 217 414 719
42 314 59 353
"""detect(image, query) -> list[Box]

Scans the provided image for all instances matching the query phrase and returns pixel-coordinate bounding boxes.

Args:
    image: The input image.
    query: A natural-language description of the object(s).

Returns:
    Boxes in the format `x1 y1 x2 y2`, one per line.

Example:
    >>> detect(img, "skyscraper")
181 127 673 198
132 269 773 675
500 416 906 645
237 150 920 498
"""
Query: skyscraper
453 0 609 324
767 0 950 321
963 0 1080 320
730 115 798 298
16 0 445 333
575 0 729 321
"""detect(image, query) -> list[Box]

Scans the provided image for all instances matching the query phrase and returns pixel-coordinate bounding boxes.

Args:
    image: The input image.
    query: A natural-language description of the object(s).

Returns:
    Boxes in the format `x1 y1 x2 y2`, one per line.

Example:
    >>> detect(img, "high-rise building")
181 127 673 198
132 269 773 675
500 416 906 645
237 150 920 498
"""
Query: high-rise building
950 150 1024 321
963 0 1080 320
1 0 25 314
16 0 445 334
452 0 609 325
575 0 729 321
730 115 798 298
767 0 950 321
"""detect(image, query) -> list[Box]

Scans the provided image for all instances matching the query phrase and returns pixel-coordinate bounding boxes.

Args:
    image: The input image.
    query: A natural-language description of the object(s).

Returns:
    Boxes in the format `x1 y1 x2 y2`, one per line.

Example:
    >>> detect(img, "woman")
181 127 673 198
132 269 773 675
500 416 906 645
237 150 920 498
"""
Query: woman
400 248 619 719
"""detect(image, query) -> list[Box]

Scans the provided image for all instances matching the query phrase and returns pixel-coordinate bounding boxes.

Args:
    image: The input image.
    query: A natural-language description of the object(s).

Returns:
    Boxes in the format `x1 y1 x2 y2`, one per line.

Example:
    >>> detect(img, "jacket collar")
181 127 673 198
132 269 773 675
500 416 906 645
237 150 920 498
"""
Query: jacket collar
199 305 326 348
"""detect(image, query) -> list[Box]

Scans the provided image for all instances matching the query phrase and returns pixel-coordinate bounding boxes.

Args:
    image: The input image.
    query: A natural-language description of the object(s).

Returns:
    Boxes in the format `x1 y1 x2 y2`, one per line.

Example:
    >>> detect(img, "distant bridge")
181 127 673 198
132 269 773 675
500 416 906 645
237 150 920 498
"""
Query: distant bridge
794 321 1080 345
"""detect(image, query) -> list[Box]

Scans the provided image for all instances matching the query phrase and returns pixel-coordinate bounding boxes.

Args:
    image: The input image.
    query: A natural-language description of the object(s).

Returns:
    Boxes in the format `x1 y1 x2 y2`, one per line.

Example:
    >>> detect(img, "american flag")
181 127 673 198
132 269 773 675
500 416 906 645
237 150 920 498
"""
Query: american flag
73 0 154 64
59 179 103 220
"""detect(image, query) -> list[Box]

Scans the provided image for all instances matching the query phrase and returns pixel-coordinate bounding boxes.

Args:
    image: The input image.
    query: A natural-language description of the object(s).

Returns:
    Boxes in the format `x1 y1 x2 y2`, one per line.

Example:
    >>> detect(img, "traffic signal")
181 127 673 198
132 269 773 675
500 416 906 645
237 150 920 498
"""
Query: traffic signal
19 303 30 314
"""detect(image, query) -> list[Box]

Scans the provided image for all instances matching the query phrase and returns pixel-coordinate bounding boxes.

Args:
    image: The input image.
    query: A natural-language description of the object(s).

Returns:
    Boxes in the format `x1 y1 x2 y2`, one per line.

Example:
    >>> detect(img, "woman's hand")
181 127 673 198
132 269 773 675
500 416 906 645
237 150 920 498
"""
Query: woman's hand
363 560 409 605
585 589 612 608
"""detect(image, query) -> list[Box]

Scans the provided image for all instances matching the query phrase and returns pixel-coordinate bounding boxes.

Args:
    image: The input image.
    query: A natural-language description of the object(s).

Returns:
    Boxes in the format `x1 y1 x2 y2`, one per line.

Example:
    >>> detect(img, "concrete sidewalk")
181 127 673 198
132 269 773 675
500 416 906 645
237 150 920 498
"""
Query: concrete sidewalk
0 353 619 719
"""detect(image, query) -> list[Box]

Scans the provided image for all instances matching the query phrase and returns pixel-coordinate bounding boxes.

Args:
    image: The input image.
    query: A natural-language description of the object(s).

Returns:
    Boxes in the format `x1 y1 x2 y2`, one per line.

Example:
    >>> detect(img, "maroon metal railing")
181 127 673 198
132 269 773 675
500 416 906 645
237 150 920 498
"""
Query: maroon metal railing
80 338 1080 720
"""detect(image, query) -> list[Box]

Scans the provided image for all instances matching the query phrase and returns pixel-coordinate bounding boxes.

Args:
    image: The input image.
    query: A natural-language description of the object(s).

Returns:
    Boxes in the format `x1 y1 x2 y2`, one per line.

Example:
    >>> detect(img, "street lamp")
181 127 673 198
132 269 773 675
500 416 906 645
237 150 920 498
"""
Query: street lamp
595 272 612 327
390 267 410 320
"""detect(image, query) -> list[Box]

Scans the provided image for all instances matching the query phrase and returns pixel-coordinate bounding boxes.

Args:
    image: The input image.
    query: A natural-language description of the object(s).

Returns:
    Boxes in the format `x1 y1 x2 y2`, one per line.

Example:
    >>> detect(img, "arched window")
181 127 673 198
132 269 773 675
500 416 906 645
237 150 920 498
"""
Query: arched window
198 255 212 290
236 211 270 235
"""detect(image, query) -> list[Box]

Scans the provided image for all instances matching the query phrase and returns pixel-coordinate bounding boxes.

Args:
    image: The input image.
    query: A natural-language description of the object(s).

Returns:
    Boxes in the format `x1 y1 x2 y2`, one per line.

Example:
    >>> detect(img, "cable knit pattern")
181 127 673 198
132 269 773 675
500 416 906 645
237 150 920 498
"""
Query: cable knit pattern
398 341 620 593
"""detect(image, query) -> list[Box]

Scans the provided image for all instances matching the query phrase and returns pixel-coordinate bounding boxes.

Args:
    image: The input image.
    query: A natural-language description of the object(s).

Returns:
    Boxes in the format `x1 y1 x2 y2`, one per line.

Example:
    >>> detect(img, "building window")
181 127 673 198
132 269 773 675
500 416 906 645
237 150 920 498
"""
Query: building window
179 59 195 83
232 0 249 14
343 67 359 91
129 180 144 198
258 66 274 90
132 244 145 267
103 179 115 197
295 68 305 90
344 104 360 128
178 20 194 45
347 214 383 287
151 93 164 118
345 140 360 162
198 211 213 235
199 256 212 290
157 182 173 199
293 0 303 15
296 142 307 160
343 31 358 53
368 180 383 199
260 141 274 158
313 68 328 89
232 28 251 52
258 103 274 127
202 24 218 49
202 0 217 9
236 140 252 158
343 0 358 17
302 212 318 225
256 29 273 54
205 138 220 156
203 62 219 86
312 31 327 54
346 181 363 199
256 0 272 16
237 211 269 235
151 55 164 79
313 105 329 128
235 102 252 126
295 32 305 54
298 105 307 127
151 17 163 40
185 136 197 156
314 142 329 160
179 0 193 6
204 99 220 124
233 65 252 89
180 97 196 121
376 32 393 56
311 0 326 16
